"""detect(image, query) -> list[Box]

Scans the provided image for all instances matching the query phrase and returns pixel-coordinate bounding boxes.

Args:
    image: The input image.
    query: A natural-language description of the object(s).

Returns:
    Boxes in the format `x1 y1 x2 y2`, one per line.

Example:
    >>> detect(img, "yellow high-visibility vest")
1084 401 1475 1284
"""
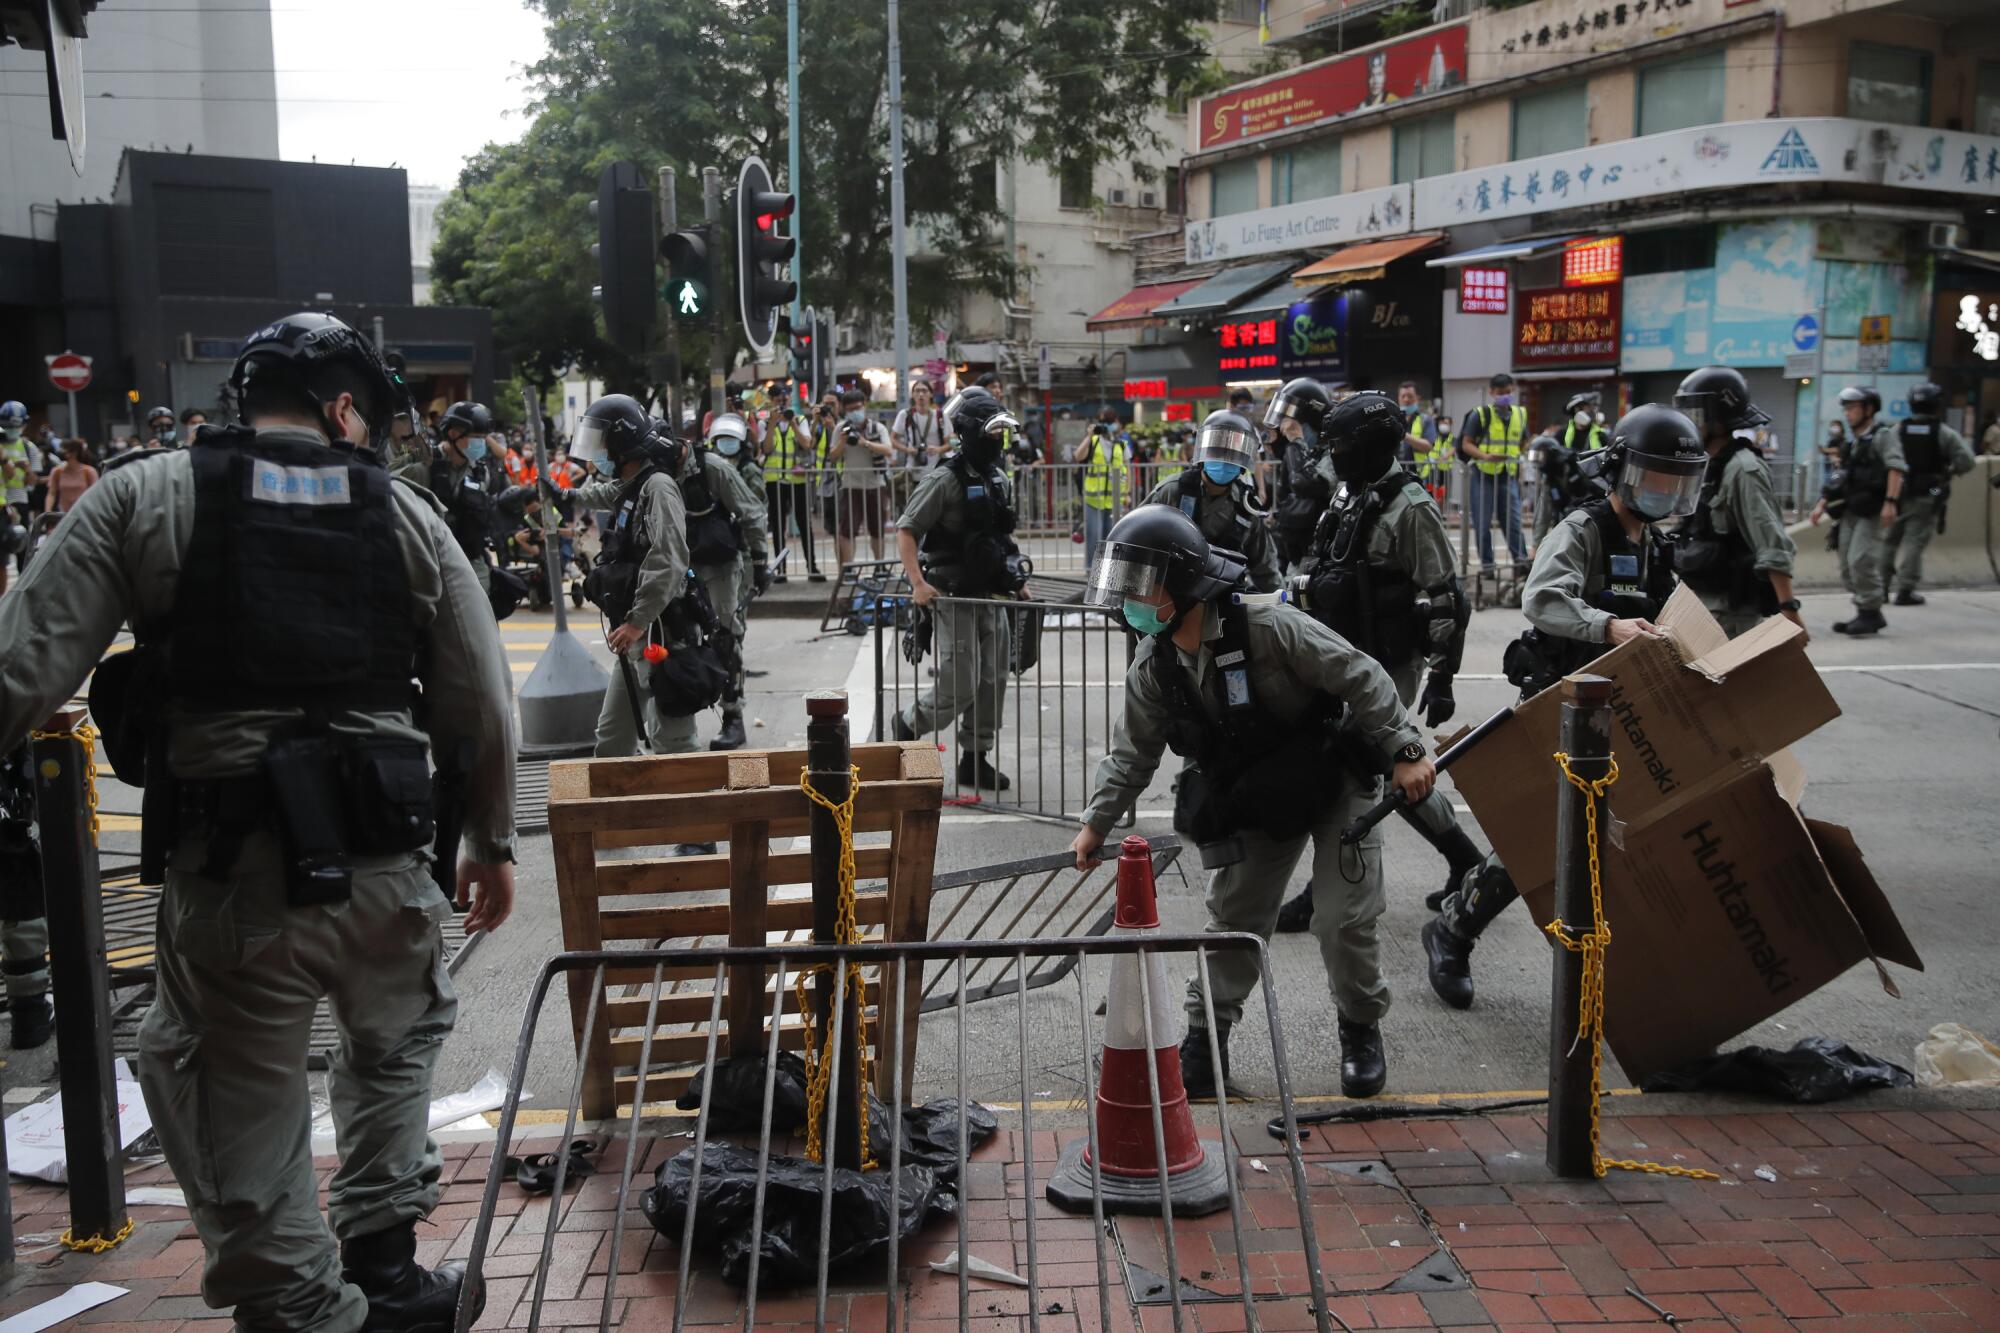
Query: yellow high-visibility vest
1081 437 1127 511
1474 405 1527 476
1411 413 1453 480
763 424 800 481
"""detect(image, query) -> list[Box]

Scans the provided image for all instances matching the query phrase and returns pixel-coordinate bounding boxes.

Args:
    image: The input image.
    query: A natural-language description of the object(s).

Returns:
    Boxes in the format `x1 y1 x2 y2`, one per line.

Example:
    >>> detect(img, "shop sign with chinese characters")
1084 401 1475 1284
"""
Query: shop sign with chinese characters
1123 378 1169 401
1217 317 1281 373
1563 236 1622 286
1515 285 1621 367
1461 266 1509 314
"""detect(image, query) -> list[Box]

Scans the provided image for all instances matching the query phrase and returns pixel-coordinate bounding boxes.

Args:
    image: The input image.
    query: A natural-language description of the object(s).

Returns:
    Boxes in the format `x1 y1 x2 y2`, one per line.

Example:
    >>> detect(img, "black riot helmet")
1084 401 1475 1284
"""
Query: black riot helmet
1192 408 1260 473
1263 377 1334 451
438 400 495 441
1908 381 1943 417
1607 404 1706 521
1084 504 1247 621
1837 384 1882 415
230 311 404 452
1675 365 1771 438
1322 389 1405 483
572 393 669 474
943 387 1019 469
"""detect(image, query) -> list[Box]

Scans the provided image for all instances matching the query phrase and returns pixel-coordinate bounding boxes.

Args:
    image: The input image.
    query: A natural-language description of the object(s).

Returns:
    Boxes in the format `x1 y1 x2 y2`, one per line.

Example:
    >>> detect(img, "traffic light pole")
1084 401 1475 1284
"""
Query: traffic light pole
657 167 684 432
886 0 911 409
787 0 804 392
704 166 727 419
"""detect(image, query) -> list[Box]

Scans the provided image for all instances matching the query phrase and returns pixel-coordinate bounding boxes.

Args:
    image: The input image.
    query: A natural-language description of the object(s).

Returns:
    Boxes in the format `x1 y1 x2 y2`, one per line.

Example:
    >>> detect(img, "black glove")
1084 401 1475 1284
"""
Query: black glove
1419 673 1456 728
752 564 773 596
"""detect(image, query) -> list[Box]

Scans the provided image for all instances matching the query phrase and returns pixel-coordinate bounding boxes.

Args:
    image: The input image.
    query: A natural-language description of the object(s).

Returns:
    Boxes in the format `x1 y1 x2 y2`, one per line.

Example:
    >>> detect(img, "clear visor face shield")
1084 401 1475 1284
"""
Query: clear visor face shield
1262 391 1309 432
1193 418 1259 471
571 417 614 469
1083 541 1170 612
1616 454 1706 520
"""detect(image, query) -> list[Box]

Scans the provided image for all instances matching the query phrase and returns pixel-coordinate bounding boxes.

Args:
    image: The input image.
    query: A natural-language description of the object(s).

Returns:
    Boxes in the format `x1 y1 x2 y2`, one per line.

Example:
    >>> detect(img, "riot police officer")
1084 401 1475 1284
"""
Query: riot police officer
891 388 1030 791
1531 392 1610 545
1884 382 1976 607
1069 505 1435 1099
0 311 516 1331
1673 366 1802 638
1811 385 1904 636
1273 390 1484 933
1266 376 1336 570
1140 408 1280 592
405 399 501 592
1431 405 1700 1007
571 394 698 759
0 741 50 1048
688 411 770 752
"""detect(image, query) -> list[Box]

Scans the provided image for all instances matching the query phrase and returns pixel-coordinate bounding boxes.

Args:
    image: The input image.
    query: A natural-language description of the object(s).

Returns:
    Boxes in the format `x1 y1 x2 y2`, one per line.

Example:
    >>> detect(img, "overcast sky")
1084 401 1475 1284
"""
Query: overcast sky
273 0 548 190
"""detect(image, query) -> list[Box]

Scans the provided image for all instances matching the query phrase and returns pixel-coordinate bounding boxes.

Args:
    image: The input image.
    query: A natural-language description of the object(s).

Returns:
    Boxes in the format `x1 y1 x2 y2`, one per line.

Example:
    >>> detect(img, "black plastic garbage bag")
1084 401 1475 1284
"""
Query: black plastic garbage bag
642 1141 951 1288
1640 1036 1914 1104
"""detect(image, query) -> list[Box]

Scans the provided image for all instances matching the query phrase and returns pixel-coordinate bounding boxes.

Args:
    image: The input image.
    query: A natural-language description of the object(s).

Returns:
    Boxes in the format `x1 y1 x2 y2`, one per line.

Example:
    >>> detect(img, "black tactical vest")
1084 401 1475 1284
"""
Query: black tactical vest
919 454 1021 594
1898 418 1943 486
1840 425 1890 518
1675 439 1771 611
166 428 418 711
429 449 495 563
682 455 742 568
1301 471 1423 665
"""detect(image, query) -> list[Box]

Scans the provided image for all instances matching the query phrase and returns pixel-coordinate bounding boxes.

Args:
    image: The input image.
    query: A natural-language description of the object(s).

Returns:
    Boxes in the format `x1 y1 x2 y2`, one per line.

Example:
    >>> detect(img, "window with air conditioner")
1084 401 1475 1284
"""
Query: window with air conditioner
1108 187 1129 206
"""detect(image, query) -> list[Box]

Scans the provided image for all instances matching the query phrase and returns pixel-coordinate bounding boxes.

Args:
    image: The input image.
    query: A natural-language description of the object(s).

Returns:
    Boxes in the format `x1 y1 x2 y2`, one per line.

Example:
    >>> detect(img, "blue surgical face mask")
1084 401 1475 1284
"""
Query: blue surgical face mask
714 436 742 457
1401 402 1417 416
1122 597 1172 636
846 409 866 425
463 436 488 463
1202 460 1244 485
1492 393 1512 409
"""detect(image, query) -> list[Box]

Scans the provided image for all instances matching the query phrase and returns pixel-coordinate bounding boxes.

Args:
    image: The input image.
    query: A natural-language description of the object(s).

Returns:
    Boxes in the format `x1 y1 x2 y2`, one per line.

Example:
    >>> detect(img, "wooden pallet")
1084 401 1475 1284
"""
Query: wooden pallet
547 741 944 1118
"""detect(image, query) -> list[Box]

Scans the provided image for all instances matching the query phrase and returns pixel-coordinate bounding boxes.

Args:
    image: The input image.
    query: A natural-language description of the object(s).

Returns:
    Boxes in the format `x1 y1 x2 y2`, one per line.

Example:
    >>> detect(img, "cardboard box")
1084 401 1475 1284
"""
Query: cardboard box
1449 586 1923 1080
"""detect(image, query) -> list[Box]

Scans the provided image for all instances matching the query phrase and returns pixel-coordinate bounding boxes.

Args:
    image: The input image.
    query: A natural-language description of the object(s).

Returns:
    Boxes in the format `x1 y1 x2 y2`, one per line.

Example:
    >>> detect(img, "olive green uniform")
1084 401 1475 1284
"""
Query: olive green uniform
1522 505 1625 646
1695 444 1796 638
394 450 494 592
572 469 693 756
1836 421 1906 615
0 430 517 1332
1084 603 1422 1031
1141 470 1282 592
894 465 1012 751
684 449 769 643
1888 422 1975 597
729 450 768 633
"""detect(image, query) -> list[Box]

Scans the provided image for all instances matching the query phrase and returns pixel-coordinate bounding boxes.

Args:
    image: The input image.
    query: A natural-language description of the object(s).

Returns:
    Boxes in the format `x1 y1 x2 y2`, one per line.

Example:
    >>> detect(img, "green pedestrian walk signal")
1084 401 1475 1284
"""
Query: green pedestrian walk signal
660 226 714 326
663 275 708 319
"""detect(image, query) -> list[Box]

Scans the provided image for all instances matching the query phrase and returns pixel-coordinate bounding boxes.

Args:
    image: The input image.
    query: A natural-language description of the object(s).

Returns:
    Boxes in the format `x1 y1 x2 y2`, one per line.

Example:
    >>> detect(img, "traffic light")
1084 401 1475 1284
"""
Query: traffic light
660 226 712 324
736 155 796 356
590 161 657 354
792 305 815 400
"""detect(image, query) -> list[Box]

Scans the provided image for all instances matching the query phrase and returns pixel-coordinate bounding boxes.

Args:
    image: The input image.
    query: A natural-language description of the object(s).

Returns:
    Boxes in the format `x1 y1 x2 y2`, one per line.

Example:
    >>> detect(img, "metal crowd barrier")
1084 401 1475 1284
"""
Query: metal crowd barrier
454 932 1335 1333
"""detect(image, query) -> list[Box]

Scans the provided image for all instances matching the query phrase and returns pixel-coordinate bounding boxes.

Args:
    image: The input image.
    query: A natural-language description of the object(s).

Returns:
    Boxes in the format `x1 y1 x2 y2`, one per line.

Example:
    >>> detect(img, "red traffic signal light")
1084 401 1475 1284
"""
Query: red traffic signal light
737 156 797 356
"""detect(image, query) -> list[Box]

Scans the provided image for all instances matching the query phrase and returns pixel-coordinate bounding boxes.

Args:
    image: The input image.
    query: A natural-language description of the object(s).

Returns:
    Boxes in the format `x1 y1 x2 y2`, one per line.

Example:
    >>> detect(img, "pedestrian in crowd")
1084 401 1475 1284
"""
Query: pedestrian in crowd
570 394 695 758
684 411 769 758
890 388 1029 791
1435 406 1699 1007
1141 408 1279 591
43 438 98 517
1399 381 1450 507
829 387 892 566
760 405 821 582
1 401 35 567
143 404 178 449
0 311 516 1331
1459 372 1528 574
1272 388 1484 937
1809 385 1903 637
1069 504 1435 1100
1672 366 1802 638
890 379 946 512
1073 408 1129 569
1981 413 2000 455
178 406 209 446
810 390 844 544
1882 382 1976 608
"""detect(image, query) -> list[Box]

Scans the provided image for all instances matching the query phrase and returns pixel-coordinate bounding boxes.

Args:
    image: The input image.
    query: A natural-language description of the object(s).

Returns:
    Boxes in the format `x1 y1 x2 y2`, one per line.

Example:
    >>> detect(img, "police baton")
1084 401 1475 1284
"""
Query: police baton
616 652 652 755
1339 705 1514 846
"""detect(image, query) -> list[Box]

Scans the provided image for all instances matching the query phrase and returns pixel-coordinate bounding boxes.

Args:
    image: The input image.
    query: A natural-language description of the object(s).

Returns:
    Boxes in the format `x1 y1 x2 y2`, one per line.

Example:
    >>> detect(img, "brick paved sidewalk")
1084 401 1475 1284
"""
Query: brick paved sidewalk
6 1101 2000 1330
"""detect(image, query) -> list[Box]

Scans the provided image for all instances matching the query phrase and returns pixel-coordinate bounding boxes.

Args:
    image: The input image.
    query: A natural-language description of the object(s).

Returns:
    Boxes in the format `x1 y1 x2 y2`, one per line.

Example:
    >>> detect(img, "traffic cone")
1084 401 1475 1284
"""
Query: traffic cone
1047 836 1230 1216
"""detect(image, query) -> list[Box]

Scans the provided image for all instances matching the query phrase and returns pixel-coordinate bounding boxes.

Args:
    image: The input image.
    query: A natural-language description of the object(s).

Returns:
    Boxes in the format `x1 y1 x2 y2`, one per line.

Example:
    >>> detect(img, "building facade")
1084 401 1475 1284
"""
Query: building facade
1140 0 2000 471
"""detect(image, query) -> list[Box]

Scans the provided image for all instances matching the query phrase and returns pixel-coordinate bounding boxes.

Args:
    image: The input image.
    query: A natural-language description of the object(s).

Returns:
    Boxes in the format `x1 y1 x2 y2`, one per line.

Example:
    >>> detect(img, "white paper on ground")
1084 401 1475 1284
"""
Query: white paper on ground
313 1068 529 1140
127 1185 188 1207
928 1250 1030 1286
5 1083 153 1184
0 1282 128 1331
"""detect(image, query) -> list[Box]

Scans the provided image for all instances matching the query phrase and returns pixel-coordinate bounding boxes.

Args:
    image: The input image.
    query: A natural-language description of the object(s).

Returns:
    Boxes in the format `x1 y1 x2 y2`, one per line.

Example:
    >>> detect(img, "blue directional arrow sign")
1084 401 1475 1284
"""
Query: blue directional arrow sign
1791 314 1819 352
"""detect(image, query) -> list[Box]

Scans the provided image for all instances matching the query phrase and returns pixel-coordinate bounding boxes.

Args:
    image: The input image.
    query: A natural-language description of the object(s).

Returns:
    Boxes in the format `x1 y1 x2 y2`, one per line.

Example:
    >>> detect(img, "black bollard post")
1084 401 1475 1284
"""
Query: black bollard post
804 691 863 1170
31 710 129 1245
1547 675 1614 1179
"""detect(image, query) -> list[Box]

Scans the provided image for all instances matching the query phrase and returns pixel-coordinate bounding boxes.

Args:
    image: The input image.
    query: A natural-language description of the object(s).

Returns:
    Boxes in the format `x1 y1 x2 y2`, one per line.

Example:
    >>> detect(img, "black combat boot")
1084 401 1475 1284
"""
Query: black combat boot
891 710 917 742
1417 823 1487 912
1178 1023 1230 1101
341 1221 483 1333
709 710 747 751
9 995 53 1050
956 752 1010 791
1832 608 1887 635
1273 889 1313 933
1892 589 1925 607
1425 860 1520 1009
1337 1018 1386 1099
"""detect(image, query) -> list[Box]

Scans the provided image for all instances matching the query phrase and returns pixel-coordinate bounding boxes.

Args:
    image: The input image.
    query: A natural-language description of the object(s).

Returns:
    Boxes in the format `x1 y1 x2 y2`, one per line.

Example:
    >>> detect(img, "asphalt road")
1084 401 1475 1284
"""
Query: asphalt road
432 584 2000 1130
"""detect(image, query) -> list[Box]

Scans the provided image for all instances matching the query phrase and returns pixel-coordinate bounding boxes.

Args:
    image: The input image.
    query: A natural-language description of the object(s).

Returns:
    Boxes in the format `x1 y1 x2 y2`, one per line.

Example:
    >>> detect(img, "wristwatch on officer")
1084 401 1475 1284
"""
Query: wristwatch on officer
1777 598 1802 612
1395 741 1426 765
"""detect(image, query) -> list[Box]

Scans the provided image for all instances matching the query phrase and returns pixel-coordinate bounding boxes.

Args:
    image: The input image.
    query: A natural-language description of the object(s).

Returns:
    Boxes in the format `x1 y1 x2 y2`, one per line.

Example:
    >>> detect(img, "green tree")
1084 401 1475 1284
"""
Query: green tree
435 0 1224 391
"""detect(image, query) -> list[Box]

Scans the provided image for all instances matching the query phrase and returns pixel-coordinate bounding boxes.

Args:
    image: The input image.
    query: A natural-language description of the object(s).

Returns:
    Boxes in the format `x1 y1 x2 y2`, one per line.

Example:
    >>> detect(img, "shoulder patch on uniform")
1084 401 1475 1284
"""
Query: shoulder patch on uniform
1402 480 1430 505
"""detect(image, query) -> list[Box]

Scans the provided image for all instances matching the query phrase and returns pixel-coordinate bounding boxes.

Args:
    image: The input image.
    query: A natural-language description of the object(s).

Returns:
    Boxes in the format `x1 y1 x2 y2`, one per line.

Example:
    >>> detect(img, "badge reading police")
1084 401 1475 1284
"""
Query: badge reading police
249 461 354 506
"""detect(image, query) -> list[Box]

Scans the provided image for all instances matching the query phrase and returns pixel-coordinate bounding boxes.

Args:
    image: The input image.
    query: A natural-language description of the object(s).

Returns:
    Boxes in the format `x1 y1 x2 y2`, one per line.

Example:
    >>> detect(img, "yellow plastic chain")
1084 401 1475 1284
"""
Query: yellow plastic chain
794 765 875 1169
59 1216 135 1253
1545 750 1720 1183
29 722 101 845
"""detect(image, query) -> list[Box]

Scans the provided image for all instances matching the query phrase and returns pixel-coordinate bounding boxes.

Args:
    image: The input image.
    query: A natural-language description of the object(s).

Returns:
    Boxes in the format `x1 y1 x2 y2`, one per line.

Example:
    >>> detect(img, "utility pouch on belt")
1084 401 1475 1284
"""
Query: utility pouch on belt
345 738 436 855
583 561 638 625
262 735 354 907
